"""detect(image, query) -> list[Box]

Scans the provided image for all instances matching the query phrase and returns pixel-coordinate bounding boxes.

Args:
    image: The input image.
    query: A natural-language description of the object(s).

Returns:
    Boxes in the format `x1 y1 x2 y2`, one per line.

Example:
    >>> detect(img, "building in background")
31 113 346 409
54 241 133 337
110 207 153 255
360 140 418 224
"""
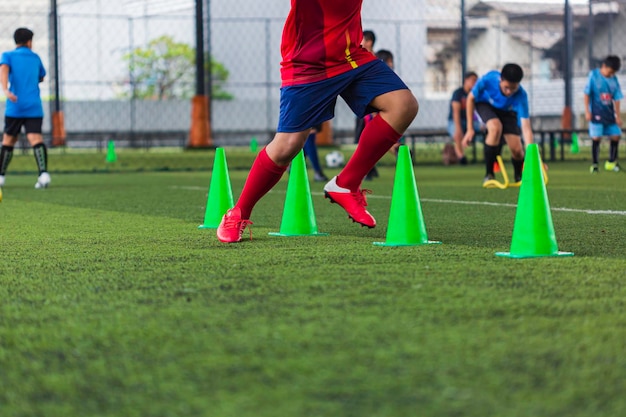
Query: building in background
0 0 625 140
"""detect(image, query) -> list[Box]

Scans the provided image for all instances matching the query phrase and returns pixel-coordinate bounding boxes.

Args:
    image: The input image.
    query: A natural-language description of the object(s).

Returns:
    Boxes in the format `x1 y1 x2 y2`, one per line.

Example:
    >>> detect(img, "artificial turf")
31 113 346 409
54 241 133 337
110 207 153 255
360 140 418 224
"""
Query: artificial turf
1 148 625 416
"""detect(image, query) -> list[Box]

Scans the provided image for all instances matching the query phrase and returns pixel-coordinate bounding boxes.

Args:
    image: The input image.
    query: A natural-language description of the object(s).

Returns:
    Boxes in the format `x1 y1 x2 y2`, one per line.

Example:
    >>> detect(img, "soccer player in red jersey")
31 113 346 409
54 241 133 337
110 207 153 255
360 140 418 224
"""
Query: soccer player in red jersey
217 0 418 243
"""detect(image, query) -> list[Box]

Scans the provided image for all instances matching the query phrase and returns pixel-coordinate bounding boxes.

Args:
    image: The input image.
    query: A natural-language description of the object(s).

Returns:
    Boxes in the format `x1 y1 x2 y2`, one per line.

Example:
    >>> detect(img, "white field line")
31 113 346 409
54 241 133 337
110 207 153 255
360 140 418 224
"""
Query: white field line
174 186 626 216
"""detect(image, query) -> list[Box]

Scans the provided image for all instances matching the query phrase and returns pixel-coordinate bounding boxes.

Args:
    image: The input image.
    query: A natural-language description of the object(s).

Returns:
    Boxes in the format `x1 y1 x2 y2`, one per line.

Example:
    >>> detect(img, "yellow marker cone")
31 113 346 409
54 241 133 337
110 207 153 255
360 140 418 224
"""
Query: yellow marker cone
269 150 328 237
250 137 258 153
198 148 234 229
496 144 573 258
374 146 440 246
483 156 510 189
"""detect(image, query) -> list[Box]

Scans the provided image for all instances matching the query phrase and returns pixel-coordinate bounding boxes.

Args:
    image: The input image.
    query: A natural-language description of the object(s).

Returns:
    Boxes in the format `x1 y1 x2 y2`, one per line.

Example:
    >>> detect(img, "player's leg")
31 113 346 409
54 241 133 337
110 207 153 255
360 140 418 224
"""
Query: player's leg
503 133 524 182
0 117 23 187
0 134 16 188
217 79 340 242
335 61 417 193
498 110 524 183
451 120 467 164
216 130 309 243
344 90 416 186
482 120 503 181
607 135 620 172
475 103 502 182
250 130 309 206
25 118 50 188
588 122 602 173
325 90 415 228
323 60 416 228
609 136 620 162
604 123 621 172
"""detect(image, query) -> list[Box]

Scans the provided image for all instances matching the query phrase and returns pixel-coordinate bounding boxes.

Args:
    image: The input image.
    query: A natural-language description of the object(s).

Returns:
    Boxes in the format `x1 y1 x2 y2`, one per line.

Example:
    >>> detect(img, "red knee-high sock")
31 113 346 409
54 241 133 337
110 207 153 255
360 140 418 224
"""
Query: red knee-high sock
235 147 287 219
337 115 401 192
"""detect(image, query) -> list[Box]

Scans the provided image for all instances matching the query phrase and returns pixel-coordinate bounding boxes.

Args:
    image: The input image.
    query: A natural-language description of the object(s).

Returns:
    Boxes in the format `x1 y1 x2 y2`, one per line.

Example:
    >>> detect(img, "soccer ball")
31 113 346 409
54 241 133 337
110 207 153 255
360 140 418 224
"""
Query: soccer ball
325 151 345 168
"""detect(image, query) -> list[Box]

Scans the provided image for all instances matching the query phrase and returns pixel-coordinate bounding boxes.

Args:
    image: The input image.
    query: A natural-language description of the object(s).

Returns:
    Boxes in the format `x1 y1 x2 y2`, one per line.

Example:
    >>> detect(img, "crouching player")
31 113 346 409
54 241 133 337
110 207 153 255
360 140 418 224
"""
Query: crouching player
463 63 534 185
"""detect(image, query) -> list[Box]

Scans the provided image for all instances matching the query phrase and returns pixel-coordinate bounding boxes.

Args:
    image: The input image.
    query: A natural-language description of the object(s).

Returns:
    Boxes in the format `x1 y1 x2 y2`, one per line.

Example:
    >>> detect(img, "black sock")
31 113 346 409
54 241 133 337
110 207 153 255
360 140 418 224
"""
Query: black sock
511 158 524 181
592 140 600 165
609 140 619 162
33 143 48 174
484 144 499 176
0 145 14 176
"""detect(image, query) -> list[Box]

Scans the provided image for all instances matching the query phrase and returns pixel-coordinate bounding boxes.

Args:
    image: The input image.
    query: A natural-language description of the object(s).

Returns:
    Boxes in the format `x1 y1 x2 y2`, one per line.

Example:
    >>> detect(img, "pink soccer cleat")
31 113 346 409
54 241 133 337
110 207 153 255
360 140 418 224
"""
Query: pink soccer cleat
216 207 253 243
323 176 376 228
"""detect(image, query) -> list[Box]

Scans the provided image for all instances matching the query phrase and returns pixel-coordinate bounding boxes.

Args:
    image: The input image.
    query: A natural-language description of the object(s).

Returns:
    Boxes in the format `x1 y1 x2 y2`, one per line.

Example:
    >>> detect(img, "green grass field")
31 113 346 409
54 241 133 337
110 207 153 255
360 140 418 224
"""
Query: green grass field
1 147 625 417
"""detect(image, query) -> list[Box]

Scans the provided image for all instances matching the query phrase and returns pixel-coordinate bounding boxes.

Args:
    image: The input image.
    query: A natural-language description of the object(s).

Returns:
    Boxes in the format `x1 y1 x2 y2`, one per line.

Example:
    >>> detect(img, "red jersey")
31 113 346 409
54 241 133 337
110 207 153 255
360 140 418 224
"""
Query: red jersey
280 0 377 87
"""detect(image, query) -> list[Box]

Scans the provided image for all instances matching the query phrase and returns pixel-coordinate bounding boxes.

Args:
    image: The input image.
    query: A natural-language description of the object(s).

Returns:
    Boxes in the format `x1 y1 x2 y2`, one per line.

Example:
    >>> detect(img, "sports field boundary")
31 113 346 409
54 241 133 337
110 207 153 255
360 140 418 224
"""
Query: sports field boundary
171 186 626 217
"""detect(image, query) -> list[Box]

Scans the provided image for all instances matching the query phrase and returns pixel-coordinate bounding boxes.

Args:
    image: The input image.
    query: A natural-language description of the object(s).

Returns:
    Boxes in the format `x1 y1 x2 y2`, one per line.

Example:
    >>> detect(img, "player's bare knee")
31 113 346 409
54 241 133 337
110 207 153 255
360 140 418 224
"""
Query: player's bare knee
392 94 418 129
267 132 308 165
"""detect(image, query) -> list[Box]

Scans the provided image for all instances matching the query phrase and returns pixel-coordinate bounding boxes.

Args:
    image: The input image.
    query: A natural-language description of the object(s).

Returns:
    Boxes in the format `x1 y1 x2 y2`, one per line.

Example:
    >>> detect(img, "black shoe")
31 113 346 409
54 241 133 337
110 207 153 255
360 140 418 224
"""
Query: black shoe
459 156 468 165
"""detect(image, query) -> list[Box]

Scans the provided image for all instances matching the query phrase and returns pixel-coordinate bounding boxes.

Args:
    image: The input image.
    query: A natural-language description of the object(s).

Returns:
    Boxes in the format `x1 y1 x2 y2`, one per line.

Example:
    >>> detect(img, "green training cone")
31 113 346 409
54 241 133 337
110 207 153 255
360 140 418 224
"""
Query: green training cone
571 132 579 154
374 145 440 247
198 147 234 229
496 144 573 258
105 140 117 163
250 137 258 153
269 150 328 237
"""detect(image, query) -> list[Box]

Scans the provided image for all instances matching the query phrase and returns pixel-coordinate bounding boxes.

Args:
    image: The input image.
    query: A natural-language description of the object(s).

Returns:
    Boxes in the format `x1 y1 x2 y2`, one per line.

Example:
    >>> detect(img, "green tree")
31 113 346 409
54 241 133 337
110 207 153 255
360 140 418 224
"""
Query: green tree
121 35 232 100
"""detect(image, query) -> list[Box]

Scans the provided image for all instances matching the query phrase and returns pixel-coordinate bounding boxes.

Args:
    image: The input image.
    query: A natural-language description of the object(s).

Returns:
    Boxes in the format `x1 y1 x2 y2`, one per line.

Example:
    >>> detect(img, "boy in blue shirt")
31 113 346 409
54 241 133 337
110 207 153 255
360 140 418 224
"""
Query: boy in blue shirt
584 55 623 173
463 63 534 185
0 28 50 190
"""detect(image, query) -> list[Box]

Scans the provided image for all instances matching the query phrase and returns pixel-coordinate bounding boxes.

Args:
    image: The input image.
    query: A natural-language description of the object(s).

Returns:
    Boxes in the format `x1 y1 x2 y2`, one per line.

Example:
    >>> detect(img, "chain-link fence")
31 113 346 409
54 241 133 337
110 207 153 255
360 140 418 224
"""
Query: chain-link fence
1 0 625 148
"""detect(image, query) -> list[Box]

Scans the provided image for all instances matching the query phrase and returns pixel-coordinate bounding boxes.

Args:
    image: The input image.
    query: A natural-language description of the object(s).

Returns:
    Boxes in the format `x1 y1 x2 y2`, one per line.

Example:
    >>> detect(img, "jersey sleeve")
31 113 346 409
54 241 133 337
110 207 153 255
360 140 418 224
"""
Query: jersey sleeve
0 52 10 67
613 77 624 101
450 88 462 103
517 90 529 119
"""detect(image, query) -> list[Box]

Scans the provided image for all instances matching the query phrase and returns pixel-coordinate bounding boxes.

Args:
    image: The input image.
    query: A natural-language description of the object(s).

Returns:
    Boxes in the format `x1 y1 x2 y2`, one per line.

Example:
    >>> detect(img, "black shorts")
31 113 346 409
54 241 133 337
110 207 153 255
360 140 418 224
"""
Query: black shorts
4 116 43 136
475 102 520 136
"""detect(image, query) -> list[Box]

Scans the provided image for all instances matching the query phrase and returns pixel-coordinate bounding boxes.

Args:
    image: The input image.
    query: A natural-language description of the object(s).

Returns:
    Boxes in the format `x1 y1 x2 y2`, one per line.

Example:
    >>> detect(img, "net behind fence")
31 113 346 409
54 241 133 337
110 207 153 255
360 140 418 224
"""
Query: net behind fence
0 0 624 151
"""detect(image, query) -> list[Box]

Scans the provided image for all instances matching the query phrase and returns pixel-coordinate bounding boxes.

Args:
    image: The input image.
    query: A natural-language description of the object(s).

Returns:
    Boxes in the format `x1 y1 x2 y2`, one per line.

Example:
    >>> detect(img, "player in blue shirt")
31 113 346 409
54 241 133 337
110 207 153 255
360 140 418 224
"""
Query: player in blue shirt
0 28 50 190
462 63 534 185
584 55 623 173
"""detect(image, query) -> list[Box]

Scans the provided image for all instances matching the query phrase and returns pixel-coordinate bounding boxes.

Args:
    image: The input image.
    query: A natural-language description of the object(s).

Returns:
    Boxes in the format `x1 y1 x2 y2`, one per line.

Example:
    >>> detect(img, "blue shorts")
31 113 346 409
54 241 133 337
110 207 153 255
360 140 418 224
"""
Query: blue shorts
589 122 622 138
277 60 409 133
